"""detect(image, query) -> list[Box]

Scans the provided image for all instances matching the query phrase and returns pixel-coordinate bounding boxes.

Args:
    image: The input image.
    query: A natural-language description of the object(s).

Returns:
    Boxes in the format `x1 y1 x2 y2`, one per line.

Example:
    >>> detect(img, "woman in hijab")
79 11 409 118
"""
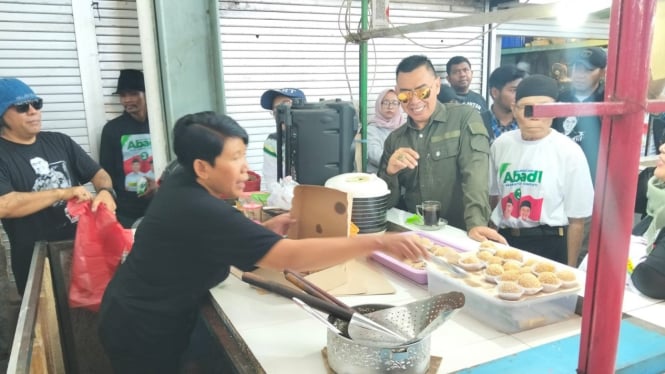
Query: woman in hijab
367 89 404 173
631 143 665 299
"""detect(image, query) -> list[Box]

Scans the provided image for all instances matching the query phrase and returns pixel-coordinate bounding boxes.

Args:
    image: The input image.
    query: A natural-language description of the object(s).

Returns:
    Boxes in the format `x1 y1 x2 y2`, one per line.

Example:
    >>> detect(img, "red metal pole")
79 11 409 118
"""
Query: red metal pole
578 0 656 373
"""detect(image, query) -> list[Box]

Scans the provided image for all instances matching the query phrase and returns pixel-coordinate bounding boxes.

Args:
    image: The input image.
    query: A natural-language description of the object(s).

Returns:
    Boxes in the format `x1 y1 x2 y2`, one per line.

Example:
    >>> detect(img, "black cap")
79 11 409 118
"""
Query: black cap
515 75 559 102
114 69 145 94
572 47 607 70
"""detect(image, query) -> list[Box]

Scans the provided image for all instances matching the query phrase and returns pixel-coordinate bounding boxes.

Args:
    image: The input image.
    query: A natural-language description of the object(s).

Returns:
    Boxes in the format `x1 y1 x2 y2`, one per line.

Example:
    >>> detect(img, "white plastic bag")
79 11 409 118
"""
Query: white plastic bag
266 176 298 210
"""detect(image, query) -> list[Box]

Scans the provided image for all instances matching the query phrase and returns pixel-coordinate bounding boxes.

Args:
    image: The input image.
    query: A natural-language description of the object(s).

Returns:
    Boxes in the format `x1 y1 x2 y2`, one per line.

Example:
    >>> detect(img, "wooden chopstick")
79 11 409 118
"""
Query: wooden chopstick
283 269 355 313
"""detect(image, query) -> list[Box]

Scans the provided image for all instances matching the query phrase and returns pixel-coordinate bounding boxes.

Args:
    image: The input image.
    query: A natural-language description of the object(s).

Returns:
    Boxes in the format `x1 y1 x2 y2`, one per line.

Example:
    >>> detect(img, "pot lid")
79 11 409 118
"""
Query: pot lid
325 173 390 198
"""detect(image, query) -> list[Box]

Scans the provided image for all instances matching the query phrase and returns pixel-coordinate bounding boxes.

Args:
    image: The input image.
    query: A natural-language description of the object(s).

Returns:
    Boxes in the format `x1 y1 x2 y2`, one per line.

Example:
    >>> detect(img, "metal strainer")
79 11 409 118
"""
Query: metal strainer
347 291 465 347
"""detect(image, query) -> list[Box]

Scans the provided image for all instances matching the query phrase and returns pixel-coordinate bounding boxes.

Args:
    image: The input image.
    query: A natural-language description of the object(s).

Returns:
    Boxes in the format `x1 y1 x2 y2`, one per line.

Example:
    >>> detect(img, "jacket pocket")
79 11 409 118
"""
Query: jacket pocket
429 137 459 160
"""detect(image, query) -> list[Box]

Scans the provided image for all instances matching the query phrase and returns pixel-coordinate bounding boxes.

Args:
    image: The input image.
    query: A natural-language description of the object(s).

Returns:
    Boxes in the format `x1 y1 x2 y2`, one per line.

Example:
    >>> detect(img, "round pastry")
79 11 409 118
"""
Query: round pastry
556 270 578 288
523 258 538 267
494 249 508 258
517 273 542 294
502 260 522 272
499 270 520 282
503 249 523 262
404 258 426 270
533 261 557 274
484 263 504 283
458 254 484 271
479 240 497 252
538 271 563 292
477 250 494 262
519 266 534 274
486 255 504 265
497 281 524 301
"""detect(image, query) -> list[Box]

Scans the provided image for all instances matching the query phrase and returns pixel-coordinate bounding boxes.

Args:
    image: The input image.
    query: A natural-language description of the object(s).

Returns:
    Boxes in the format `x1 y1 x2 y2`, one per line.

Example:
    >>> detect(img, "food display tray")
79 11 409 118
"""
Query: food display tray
370 232 469 284
427 249 582 334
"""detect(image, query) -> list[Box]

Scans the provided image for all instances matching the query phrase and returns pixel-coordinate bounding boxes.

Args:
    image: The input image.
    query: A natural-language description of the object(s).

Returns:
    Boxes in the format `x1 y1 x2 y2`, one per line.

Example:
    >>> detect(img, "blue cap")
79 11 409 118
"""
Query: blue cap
260 88 306 110
0 78 41 116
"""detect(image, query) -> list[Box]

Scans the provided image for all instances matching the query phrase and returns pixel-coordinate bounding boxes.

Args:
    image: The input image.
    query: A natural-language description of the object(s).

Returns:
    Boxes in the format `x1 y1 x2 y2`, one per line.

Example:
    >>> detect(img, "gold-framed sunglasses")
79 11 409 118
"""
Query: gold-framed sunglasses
397 85 432 103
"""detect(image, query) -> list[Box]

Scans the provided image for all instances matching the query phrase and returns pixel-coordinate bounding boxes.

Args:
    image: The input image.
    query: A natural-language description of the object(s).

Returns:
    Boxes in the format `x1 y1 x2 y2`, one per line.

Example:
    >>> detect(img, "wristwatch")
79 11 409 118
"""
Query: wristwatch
97 187 117 200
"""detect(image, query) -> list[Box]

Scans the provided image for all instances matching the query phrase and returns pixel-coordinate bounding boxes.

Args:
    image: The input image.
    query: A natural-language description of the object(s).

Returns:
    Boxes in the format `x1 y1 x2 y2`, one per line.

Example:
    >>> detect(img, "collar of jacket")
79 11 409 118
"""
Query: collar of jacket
404 101 447 130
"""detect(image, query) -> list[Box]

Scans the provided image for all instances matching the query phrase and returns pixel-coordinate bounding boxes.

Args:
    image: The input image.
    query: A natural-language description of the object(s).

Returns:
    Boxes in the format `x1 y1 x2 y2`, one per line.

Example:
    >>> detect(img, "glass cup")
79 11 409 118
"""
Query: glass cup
416 200 441 227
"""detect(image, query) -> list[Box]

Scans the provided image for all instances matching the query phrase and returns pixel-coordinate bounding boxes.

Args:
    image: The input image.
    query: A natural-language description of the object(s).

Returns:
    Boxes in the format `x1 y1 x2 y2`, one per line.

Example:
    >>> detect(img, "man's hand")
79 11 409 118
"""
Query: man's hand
62 186 94 202
468 226 508 245
92 189 117 212
139 177 158 198
262 213 295 236
386 147 420 176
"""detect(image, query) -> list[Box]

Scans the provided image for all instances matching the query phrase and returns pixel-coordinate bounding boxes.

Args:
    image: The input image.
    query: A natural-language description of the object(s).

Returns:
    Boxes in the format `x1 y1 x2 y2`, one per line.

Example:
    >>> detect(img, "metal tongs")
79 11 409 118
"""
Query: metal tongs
425 255 469 277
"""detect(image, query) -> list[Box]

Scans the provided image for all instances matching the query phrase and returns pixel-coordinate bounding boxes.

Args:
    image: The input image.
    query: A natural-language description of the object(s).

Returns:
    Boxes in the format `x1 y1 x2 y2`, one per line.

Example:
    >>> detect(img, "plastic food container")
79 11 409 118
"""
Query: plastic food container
370 232 467 284
427 248 582 333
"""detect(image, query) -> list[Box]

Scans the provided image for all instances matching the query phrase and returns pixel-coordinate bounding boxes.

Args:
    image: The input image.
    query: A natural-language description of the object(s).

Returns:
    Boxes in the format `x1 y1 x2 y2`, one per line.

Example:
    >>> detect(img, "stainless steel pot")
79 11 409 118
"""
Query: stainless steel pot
327 304 431 374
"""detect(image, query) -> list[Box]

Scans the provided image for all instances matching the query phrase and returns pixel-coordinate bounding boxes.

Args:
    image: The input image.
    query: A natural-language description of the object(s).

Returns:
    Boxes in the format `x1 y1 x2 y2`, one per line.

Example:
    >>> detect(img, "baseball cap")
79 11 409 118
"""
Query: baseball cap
573 47 607 70
0 78 41 116
260 88 306 110
114 69 145 94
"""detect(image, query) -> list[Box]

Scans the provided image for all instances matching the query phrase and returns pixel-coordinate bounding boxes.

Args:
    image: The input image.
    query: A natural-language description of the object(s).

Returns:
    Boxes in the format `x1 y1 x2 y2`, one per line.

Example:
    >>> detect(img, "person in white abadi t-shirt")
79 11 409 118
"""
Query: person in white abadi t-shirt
489 74 594 267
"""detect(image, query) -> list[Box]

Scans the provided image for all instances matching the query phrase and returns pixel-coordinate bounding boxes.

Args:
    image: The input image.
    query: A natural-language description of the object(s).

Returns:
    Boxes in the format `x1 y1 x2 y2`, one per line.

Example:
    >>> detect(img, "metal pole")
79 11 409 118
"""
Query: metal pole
360 0 369 172
578 0 657 372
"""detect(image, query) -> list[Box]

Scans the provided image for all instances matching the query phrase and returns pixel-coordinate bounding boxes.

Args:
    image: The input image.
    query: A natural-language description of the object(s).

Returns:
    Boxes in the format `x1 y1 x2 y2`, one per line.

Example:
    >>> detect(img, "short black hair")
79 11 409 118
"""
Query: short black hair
446 56 471 75
173 111 249 174
520 200 531 209
489 65 527 91
396 55 437 78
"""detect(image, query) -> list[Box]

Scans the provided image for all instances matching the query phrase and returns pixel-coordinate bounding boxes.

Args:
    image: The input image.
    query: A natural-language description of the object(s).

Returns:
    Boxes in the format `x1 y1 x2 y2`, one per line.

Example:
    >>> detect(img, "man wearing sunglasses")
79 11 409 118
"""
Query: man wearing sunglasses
378 55 506 244
100 69 154 228
0 78 116 295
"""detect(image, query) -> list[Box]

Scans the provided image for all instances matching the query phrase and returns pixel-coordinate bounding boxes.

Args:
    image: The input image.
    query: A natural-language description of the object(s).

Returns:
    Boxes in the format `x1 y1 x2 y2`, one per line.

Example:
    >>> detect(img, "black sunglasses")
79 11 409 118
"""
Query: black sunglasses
14 98 43 113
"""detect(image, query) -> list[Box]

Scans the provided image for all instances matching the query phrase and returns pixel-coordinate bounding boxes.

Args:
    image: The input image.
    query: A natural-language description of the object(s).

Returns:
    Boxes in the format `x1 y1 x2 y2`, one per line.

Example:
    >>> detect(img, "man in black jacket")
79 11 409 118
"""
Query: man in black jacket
553 47 607 185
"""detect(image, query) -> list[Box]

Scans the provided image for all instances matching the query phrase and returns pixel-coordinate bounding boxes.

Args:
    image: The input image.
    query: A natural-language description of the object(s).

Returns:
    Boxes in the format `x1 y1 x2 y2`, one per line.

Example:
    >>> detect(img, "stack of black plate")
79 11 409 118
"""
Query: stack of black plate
351 194 390 233
324 173 391 234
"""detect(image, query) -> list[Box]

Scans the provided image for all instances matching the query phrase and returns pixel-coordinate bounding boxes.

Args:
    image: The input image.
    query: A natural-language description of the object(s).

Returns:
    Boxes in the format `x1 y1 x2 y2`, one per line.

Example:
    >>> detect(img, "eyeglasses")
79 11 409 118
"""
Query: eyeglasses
397 85 432 103
14 98 43 113
381 100 400 107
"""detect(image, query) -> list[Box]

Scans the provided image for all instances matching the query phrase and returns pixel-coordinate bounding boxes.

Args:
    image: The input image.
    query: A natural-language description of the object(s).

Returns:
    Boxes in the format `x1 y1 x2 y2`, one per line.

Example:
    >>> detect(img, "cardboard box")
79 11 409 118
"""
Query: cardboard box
256 185 395 295
287 185 353 239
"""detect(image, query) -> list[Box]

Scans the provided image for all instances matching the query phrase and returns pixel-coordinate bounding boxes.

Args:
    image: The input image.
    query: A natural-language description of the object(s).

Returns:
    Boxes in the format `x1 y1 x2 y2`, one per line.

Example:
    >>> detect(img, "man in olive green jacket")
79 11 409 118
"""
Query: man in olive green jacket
378 55 505 243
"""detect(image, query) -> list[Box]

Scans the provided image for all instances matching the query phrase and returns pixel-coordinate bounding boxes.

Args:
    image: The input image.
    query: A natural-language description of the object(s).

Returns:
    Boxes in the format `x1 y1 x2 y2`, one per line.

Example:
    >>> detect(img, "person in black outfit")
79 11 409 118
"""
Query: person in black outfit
0 78 116 295
553 47 607 185
444 56 488 112
100 69 154 228
98 111 429 373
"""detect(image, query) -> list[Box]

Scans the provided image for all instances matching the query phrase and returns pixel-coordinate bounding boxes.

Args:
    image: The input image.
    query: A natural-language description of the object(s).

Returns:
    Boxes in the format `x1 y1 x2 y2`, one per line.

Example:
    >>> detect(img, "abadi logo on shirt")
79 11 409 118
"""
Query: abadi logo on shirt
499 162 543 186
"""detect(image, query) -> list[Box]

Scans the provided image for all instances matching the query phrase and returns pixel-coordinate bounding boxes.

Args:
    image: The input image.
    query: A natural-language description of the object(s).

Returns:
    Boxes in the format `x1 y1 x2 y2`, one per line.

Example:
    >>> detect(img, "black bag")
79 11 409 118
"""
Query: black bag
635 167 655 216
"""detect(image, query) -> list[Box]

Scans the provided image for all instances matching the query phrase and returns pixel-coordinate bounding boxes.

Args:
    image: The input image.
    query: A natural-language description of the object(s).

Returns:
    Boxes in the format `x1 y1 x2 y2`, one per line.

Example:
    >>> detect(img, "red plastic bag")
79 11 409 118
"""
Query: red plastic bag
67 200 134 312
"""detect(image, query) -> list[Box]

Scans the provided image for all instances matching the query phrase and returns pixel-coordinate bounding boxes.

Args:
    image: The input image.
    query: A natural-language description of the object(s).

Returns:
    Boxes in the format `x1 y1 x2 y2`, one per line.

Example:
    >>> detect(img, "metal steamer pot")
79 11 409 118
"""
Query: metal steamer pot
326 304 431 374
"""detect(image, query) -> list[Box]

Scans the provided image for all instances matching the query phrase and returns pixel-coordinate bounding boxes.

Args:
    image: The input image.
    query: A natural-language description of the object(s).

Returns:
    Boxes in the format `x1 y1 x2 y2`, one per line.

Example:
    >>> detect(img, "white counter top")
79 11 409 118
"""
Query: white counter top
208 208 664 373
